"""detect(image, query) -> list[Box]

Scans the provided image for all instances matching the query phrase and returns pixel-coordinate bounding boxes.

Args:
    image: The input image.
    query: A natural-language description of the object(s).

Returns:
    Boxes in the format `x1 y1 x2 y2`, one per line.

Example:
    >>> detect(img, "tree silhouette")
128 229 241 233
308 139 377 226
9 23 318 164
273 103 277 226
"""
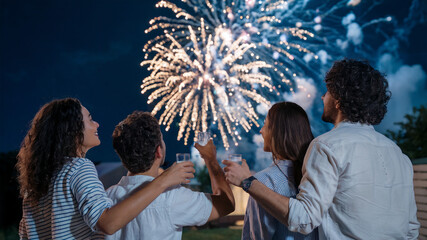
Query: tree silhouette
386 105 427 160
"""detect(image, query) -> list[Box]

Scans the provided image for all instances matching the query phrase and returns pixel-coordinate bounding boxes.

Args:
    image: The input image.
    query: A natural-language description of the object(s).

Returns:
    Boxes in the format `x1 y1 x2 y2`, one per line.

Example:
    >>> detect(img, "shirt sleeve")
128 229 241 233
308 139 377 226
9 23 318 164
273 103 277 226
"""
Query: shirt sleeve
288 140 339 234
243 196 277 240
19 218 28 240
70 159 113 231
168 186 213 228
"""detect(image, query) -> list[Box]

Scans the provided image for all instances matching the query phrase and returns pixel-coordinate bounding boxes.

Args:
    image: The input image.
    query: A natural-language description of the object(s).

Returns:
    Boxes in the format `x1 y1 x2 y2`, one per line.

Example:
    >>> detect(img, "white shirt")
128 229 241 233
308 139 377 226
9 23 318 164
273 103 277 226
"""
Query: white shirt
287 122 419 239
100 175 213 240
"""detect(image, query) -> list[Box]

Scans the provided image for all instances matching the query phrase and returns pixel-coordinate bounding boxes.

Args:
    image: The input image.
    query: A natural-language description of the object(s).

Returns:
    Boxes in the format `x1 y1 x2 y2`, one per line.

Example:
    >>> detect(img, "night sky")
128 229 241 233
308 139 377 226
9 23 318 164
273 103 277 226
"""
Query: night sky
1 0 427 167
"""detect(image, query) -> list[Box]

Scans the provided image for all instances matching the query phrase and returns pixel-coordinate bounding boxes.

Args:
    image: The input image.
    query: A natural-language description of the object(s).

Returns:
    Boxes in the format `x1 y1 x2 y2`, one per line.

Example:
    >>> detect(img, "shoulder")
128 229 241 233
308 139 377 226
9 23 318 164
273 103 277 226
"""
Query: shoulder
314 122 401 150
105 184 126 203
255 165 286 182
106 176 154 203
67 157 96 173
65 158 101 187
254 164 296 196
166 185 211 203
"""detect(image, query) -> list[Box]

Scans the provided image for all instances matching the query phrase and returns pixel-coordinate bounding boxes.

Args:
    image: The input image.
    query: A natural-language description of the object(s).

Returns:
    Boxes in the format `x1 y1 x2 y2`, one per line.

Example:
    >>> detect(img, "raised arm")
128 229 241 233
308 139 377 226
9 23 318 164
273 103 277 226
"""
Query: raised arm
96 161 195 235
223 159 291 224
195 140 235 221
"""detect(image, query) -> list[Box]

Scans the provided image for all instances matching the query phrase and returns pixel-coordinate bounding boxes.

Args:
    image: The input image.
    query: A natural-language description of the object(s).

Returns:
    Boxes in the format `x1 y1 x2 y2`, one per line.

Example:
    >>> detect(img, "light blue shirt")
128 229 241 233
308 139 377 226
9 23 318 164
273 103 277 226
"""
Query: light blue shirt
242 160 318 240
19 158 113 239
288 122 419 239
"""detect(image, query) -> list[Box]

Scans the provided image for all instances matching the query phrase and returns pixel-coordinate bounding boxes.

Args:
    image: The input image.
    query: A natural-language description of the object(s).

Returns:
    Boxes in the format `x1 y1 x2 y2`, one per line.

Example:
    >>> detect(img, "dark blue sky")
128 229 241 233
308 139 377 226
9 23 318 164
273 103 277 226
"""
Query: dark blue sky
0 0 192 164
1 0 426 166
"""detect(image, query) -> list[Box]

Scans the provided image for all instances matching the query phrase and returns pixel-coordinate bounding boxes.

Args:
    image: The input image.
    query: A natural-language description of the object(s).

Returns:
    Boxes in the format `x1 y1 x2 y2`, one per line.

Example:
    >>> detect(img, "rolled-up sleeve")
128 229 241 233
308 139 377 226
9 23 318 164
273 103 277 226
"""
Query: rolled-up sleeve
70 160 113 231
287 140 339 234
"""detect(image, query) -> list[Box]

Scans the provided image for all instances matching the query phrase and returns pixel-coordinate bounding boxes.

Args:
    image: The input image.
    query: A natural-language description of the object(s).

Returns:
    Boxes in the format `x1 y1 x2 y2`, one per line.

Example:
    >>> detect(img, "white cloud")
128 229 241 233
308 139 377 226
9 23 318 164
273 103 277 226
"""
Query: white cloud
317 50 329 64
336 39 349 50
283 77 317 112
378 53 401 74
377 55 427 132
347 22 363 45
342 12 356 26
190 146 206 168
314 24 322 32
303 53 313 63
256 102 270 116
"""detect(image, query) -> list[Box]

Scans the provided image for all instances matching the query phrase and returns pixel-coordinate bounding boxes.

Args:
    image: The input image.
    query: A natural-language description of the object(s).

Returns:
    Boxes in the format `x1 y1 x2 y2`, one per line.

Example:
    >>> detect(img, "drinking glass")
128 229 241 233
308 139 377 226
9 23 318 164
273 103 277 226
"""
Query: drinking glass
176 153 190 163
228 154 242 164
196 132 210 146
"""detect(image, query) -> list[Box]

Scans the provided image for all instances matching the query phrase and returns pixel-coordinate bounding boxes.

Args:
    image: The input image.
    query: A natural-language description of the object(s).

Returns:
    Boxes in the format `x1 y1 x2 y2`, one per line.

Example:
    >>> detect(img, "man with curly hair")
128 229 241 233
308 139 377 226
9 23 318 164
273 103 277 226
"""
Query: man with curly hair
98 111 235 240
223 59 419 239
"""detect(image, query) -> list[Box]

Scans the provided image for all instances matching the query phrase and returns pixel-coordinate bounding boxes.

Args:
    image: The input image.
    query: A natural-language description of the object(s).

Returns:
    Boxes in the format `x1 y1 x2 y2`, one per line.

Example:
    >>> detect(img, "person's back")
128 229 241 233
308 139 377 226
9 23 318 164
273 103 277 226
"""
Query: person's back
99 111 234 240
241 102 318 240
243 160 317 240
104 175 212 240
307 122 416 239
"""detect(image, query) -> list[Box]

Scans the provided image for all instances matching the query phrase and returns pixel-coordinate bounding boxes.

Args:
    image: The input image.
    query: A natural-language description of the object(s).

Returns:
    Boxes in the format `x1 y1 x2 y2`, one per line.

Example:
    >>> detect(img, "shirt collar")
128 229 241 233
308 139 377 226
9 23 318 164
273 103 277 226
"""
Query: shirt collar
334 121 374 130
271 159 294 167
118 175 155 186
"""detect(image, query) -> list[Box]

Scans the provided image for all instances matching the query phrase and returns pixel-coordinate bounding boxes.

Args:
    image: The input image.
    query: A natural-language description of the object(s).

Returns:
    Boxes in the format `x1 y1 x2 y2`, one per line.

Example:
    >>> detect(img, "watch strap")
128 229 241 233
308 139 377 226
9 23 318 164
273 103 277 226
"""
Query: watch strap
241 176 257 192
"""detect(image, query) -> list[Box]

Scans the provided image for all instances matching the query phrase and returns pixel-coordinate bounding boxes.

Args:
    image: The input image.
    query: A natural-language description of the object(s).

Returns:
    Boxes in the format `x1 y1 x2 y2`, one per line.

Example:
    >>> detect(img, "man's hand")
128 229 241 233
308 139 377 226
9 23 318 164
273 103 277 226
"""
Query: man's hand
157 161 195 188
194 139 216 161
222 159 252 186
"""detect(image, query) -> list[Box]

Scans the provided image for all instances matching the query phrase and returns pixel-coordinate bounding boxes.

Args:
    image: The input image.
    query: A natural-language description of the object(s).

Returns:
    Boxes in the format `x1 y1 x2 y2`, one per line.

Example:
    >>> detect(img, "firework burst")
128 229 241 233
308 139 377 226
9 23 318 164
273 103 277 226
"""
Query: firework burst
141 0 396 149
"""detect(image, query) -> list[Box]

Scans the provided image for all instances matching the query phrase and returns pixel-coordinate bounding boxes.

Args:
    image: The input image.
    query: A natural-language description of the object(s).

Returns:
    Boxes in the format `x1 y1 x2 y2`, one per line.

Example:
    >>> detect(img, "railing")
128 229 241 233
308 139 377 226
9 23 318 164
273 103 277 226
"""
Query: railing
413 158 427 239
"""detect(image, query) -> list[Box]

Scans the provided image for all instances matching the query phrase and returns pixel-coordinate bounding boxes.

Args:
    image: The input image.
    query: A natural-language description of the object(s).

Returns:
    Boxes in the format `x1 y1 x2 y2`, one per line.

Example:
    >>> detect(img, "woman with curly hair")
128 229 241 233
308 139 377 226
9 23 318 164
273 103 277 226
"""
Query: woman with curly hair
223 59 419 239
17 98 195 239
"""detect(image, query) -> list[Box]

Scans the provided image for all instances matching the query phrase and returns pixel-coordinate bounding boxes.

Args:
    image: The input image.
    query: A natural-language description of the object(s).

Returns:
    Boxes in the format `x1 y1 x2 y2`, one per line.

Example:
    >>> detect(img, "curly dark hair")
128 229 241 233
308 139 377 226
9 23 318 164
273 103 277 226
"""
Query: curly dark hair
112 111 162 174
267 102 314 185
325 59 391 125
16 98 84 205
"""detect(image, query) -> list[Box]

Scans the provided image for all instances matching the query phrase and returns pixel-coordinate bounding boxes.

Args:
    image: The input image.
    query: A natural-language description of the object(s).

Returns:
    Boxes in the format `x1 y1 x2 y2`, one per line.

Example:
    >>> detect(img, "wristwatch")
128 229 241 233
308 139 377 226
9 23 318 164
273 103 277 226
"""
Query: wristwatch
241 176 257 192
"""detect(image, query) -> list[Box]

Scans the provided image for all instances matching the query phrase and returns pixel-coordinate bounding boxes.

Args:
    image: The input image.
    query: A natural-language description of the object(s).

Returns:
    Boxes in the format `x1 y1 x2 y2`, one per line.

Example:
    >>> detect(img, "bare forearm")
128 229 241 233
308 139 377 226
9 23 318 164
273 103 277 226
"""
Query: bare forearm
205 156 235 216
97 177 168 235
247 180 290 225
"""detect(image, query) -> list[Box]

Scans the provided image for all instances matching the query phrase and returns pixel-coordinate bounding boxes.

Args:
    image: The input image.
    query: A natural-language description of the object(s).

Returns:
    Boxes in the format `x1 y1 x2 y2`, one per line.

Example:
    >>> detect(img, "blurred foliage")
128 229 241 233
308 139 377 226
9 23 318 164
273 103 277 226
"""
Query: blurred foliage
0 150 21 235
195 165 212 193
183 227 242 240
0 226 19 240
386 105 427 160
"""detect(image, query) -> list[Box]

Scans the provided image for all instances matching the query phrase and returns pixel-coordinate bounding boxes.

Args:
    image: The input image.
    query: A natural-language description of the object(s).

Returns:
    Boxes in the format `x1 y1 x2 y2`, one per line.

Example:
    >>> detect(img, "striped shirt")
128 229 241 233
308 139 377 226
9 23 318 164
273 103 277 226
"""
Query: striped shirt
19 157 113 239
243 160 318 240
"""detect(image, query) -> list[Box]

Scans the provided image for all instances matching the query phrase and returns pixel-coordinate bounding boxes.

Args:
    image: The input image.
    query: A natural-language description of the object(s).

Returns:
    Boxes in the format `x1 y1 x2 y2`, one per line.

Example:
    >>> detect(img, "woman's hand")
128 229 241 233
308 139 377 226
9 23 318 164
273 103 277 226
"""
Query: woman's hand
156 161 195 188
194 139 216 161
222 159 252 186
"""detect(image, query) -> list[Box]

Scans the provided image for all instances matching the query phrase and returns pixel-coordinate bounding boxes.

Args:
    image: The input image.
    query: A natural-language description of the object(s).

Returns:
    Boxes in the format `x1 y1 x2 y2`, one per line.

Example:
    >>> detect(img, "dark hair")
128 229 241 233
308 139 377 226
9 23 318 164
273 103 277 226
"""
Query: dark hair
267 102 314 185
325 59 391 124
112 111 162 174
16 98 84 205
